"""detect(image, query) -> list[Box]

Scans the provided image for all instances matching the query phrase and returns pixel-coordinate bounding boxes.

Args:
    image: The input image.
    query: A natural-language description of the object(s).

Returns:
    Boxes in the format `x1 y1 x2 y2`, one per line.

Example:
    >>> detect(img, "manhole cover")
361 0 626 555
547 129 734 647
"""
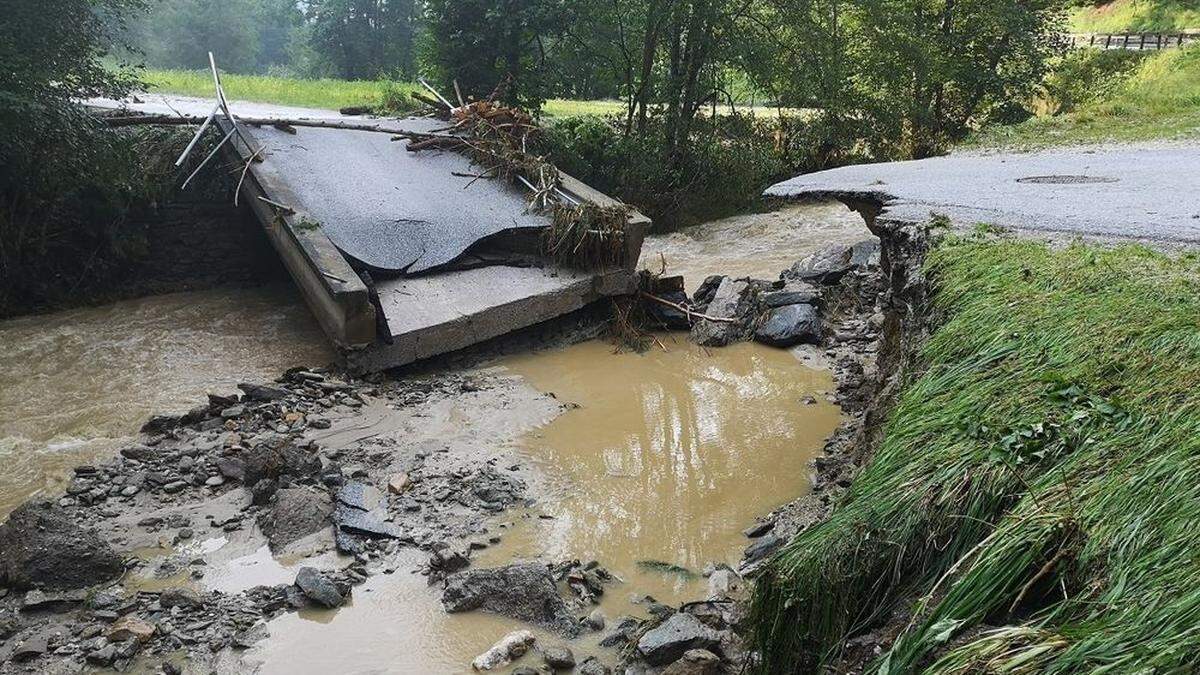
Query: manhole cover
1016 175 1119 185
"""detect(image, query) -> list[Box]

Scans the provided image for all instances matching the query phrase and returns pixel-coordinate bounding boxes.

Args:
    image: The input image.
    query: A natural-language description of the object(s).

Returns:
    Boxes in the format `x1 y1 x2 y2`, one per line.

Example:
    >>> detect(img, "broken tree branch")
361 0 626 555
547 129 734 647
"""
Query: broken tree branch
102 113 428 137
233 145 266 207
638 291 736 324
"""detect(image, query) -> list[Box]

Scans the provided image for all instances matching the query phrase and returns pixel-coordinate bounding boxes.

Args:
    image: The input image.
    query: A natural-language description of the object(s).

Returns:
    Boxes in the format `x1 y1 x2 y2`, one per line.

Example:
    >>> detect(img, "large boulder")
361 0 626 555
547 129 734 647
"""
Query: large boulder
294 567 344 608
442 563 578 637
690 278 754 347
242 442 321 486
754 304 822 347
783 240 879 285
760 281 821 308
0 502 124 590
260 487 333 551
637 613 721 666
662 649 721 675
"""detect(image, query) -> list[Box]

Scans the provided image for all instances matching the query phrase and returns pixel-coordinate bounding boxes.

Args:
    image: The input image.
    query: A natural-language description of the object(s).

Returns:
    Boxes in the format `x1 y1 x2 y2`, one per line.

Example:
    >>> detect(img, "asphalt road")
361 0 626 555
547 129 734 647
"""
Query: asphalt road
766 142 1200 245
94 95 547 274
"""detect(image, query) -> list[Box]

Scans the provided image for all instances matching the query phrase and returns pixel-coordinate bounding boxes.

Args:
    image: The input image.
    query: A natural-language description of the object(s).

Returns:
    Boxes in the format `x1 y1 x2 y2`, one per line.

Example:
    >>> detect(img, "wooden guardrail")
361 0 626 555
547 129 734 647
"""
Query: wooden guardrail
1070 31 1200 51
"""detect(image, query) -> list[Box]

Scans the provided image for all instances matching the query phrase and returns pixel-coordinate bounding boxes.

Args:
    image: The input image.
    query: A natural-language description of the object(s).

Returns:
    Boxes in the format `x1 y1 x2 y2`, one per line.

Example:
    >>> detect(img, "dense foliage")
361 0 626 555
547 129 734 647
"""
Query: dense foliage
0 0 197 315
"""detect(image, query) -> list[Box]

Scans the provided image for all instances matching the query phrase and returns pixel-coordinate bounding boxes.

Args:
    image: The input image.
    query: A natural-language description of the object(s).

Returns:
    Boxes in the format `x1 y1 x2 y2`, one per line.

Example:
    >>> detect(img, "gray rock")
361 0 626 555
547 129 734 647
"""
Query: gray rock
86 644 117 665
335 505 402 539
0 502 124 590
585 608 606 631
238 382 291 401
598 615 643 647
243 443 321 485
336 482 385 512
706 569 743 601
429 543 470 573
743 520 774 538
636 613 721 666
22 588 87 610
577 656 612 675
647 290 691 329
692 275 725 309
754 304 821 347
250 478 278 506
261 487 333 551
783 240 879 284
216 457 246 482
761 281 821 308
162 480 188 494
159 587 202 609
541 644 576 670
661 649 721 675
294 567 344 608
442 563 578 637
11 627 54 660
743 534 783 565
120 445 158 462
690 278 753 347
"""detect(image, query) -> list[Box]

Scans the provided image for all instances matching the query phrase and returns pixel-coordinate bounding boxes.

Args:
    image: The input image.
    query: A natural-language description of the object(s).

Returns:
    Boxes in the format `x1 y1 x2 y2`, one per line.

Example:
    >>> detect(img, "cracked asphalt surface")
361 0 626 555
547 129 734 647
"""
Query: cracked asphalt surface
766 142 1200 245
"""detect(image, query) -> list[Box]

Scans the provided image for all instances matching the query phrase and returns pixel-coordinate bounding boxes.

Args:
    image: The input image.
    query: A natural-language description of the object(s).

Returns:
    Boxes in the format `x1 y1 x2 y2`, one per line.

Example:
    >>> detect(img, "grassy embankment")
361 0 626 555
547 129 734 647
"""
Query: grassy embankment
751 235 1200 673
1069 0 1200 33
968 44 1200 148
142 68 627 118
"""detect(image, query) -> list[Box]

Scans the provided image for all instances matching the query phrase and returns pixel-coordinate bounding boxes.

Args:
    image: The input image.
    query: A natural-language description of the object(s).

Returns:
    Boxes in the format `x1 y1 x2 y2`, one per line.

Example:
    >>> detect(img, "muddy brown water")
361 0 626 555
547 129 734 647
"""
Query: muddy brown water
639 201 872 291
0 202 857 673
0 284 331 517
246 336 840 673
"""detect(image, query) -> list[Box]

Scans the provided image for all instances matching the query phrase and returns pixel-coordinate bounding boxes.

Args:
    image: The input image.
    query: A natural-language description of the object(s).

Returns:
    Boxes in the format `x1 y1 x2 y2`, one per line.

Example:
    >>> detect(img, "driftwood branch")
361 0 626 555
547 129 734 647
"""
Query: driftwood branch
639 291 736 324
102 113 427 137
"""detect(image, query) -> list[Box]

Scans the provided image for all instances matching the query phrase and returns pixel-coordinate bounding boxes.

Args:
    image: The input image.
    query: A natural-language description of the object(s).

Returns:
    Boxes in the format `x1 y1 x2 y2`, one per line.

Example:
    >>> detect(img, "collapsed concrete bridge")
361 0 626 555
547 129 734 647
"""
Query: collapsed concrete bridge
100 97 648 372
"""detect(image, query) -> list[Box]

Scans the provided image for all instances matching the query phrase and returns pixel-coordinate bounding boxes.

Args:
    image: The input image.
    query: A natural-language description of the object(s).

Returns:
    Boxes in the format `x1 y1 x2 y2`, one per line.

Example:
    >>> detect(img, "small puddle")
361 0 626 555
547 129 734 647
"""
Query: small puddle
249 336 840 673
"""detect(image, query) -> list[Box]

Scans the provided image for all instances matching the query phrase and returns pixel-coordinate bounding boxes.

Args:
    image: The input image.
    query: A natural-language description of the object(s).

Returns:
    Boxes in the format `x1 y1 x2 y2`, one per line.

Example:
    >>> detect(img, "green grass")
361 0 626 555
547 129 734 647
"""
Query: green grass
1069 0 1200 33
968 45 1200 149
141 68 788 119
143 68 627 118
142 69 420 112
750 235 1200 673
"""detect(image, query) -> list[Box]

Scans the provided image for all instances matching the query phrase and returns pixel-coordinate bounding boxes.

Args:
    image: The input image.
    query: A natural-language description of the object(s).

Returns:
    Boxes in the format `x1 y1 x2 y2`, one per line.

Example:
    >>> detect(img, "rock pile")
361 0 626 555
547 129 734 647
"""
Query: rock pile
646 239 880 350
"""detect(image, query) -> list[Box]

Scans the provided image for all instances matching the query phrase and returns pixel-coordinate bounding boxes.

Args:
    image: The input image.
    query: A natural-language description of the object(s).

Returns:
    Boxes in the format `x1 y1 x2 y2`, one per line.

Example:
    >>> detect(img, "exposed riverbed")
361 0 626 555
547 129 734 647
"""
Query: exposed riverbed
0 201 873 674
244 336 840 673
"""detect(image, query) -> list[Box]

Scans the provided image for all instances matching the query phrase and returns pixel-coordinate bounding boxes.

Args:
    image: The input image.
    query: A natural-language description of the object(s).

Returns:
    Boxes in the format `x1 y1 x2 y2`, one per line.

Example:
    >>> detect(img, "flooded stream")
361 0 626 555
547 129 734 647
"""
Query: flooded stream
247 336 840 673
639 201 871 290
0 201 859 673
0 284 331 517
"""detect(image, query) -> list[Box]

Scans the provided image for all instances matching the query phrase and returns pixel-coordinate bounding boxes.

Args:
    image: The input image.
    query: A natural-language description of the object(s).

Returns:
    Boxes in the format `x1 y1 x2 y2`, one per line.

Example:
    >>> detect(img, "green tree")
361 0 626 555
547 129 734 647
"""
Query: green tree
308 0 420 80
422 0 561 108
0 0 170 314
135 0 262 72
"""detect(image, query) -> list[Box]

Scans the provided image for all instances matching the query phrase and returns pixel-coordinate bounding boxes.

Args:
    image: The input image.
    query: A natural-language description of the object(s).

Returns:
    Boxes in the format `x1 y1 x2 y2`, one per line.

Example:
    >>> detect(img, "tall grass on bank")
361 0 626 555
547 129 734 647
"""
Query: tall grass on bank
142 69 421 113
1069 0 1200 33
143 69 632 118
750 236 1200 673
970 44 1200 148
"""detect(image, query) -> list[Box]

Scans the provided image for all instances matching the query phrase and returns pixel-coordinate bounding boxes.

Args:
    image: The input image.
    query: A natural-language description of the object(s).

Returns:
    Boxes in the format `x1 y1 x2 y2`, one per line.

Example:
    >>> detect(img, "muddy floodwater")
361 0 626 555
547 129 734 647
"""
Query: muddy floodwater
247 337 840 674
640 201 871 290
0 200 860 673
0 284 331 517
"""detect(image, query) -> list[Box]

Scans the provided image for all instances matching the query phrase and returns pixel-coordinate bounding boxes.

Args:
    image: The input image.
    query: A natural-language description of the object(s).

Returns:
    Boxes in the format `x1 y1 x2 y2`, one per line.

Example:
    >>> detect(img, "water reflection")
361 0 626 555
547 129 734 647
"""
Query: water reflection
495 335 841 607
